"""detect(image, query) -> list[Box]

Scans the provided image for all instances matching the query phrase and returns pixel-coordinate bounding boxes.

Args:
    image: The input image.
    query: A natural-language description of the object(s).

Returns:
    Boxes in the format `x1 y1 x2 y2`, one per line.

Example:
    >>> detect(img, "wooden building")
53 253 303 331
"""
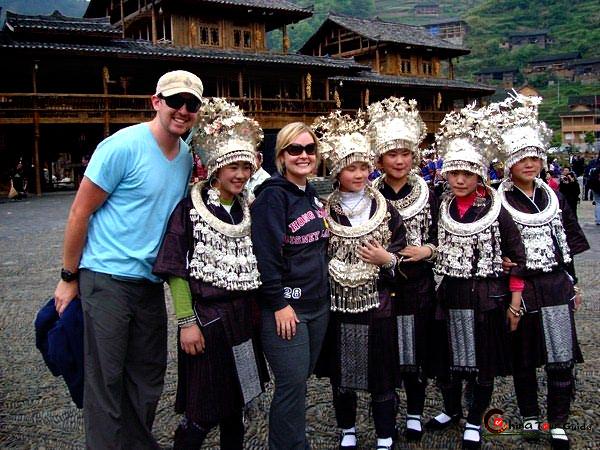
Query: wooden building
488 84 542 104
0 3 492 194
524 52 582 78
299 13 492 135
502 30 553 51
414 4 440 16
561 95 600 149
566 57 600 84
420 18 468 46
474 66 519 89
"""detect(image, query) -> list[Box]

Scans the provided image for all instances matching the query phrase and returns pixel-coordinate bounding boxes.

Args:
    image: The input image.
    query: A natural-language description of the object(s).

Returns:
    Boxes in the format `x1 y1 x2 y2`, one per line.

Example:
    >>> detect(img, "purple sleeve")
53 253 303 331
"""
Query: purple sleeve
152 198 191 280
558 192 590 256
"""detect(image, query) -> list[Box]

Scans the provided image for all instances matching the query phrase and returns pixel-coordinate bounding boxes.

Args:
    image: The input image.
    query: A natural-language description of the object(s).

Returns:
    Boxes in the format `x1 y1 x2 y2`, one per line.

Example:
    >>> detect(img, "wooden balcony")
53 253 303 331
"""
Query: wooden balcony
0 93 338 129
0 93 450 131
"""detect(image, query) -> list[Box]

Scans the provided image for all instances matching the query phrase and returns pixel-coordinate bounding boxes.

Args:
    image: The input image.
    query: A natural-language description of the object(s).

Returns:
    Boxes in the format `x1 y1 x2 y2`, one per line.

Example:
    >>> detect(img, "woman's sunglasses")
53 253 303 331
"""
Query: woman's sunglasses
284 143 316 156
158 93 201 113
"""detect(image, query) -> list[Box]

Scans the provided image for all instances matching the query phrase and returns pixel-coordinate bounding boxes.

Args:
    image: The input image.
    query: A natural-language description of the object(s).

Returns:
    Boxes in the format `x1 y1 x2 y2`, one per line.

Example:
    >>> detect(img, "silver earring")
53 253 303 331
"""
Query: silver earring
504 173 514 191
207 179 220 207
473 183 486 207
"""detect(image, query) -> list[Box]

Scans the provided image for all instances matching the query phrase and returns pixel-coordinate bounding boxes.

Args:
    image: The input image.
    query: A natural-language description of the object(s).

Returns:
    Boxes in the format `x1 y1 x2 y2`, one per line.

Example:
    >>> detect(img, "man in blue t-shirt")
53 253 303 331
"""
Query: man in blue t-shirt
53 70 202 449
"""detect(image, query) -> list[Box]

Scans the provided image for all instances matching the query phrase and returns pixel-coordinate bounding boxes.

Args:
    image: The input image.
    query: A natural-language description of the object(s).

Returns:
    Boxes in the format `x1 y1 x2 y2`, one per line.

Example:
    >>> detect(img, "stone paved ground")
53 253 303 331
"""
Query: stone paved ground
0 193 598 449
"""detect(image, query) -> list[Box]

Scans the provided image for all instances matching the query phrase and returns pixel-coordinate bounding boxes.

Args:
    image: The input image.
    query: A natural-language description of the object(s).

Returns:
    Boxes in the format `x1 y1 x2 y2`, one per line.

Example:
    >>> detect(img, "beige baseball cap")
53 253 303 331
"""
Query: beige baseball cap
155 70 203 100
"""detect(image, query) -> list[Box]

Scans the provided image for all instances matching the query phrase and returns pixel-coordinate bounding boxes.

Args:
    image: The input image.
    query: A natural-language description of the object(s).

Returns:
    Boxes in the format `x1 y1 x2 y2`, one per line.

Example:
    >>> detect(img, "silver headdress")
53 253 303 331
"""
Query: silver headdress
191 97 263 179
312 110 372 178
490 92 553 170
435 102 502 180
367 96 427 165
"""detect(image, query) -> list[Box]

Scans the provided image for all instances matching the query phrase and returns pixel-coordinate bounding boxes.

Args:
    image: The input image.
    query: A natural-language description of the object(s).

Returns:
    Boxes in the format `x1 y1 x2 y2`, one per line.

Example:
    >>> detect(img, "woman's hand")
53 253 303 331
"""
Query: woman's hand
506 292 522 332
399 245 431 262
574 290 583 312
501 256 517 274
357 240 393 266
506 309 521 332
180 324 205 355
275 305 300 340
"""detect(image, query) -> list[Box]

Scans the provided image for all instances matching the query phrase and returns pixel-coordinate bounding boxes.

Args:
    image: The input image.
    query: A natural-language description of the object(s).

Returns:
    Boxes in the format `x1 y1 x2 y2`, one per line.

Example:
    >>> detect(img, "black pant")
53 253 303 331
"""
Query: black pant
401 372 427 416
438 375 494 425
174 411 244 450
332 386 397 439
513 367 574 427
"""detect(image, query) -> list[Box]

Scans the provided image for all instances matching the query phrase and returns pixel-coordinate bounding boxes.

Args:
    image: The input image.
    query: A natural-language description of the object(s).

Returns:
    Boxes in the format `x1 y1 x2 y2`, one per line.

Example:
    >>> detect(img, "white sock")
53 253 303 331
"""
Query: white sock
434 412 452 424
551 428 568 440
377 437 393 447
523 418 539 431
407 414 422 431
463 423 481 442
340 427 356 447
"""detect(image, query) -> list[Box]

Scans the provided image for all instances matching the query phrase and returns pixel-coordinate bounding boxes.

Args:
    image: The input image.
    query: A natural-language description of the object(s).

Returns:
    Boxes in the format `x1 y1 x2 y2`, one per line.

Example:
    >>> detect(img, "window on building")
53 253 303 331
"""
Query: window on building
243 30 252 48
200 26 209 45
233 27 252 49
422 58 433 76
199 23 220 46
400 56 411 74
210 27 219 46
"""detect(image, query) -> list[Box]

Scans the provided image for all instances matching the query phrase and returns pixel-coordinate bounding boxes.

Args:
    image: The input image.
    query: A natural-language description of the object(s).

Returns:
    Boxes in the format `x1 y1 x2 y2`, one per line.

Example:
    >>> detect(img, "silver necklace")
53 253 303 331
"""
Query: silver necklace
439 187 501 237
189 182 261 291
498 178 558 226
333 190 370 218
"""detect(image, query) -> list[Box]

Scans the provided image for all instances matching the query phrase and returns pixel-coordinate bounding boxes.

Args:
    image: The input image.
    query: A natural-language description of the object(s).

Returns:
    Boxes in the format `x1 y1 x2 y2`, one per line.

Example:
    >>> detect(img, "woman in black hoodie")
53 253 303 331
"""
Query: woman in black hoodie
251 122 330 450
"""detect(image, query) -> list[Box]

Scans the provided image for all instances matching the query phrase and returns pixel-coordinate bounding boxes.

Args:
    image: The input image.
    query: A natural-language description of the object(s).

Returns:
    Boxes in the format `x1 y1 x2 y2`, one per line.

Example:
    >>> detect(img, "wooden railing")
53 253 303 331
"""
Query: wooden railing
0 93 448 130
0 93 154 123
0 93 337 122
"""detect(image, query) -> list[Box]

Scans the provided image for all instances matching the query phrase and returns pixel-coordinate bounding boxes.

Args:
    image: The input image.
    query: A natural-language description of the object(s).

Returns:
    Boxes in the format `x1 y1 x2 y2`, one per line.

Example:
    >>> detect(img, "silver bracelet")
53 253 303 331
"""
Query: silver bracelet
178 316 197 328
382 253 397 270
424 243 438 262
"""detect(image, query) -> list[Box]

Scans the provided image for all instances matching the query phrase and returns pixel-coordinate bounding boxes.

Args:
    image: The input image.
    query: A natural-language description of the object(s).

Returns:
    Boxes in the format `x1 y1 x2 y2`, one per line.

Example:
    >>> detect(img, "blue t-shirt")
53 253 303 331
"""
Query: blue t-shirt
80 123 192 282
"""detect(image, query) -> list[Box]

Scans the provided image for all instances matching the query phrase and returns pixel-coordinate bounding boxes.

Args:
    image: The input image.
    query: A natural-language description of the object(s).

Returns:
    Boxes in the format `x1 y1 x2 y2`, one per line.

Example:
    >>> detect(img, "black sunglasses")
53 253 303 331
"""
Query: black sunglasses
284 143 316 156
158 93 201 113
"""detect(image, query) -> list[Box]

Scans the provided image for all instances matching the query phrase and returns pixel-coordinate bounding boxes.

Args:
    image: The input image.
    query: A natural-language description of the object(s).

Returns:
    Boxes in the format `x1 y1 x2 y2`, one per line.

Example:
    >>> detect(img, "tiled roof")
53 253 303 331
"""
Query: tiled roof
474 66 519 75
328 72 494 94
4 10 120 36
418 17 464 27
85 0 311 18
0 33 367 70
509 29 549 37
299 13 469 56
567 95 600 107
528 52 581 64
567 57 600 67
190 0 311 14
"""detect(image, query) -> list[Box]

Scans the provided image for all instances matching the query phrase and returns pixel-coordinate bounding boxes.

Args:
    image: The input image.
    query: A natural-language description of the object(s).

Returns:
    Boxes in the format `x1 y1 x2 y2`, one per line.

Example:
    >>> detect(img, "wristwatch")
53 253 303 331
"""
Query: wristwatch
61 268 79 282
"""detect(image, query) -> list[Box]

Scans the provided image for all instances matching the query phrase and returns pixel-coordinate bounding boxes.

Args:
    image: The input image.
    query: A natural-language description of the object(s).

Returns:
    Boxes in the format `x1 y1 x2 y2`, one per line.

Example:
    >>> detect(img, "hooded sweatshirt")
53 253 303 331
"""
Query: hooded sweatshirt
251 174 329 312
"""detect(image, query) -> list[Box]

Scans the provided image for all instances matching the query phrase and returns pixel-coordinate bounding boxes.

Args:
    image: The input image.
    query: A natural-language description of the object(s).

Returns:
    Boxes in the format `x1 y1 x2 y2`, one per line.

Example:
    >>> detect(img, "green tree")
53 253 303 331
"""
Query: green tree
584 132 596 150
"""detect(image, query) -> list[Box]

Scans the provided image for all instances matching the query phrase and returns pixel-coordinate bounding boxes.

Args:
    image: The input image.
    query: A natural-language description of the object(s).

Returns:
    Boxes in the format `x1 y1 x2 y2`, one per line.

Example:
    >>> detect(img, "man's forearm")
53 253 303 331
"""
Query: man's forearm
62 208 90 272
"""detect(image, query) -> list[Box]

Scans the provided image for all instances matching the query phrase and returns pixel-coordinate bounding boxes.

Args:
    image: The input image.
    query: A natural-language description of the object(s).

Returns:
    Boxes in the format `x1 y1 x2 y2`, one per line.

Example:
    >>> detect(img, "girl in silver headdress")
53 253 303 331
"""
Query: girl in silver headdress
153 98 267 449
495 94 589 450
425 104 527 450
313 111 407 450
366 97 439 442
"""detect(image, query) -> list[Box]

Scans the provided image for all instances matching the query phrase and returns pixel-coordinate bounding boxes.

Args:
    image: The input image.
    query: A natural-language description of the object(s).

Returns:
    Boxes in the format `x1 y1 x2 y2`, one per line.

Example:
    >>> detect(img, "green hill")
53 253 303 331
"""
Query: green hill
374 0 484 23
458 0 600 78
